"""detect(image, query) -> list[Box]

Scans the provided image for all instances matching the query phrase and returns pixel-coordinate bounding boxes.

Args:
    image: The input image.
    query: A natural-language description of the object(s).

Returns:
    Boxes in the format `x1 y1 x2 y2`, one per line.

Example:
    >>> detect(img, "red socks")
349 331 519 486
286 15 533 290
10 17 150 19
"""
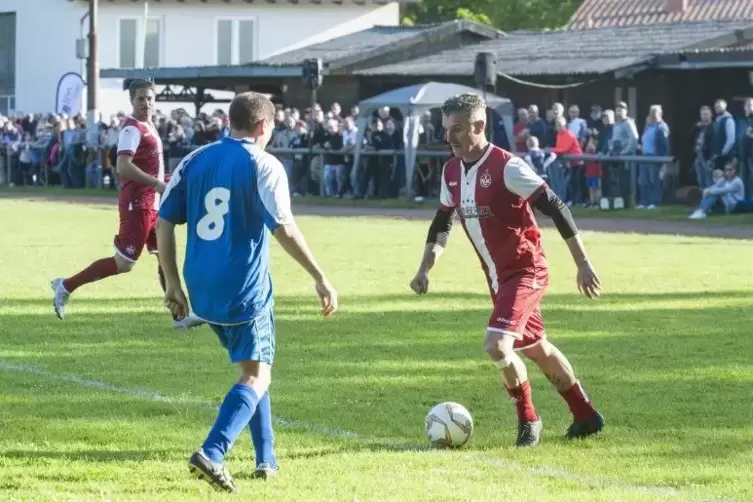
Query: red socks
560 380 596 422
63 257 119 293
506 381 538 422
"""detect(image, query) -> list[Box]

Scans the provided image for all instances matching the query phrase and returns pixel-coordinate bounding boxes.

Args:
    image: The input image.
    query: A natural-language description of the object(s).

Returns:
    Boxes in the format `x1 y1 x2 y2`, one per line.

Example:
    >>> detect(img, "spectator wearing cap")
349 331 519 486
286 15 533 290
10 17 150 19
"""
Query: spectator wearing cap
638 105 670 209
711 99 736 172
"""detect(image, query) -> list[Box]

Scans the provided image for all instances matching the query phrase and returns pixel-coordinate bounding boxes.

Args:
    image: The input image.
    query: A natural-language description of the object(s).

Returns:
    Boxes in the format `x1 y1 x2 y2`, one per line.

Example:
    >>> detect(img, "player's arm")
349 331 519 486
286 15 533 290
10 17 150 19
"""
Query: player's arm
504 156 602 298
115 125 166 193
410 164 454 295
156 165 189 318
417 208 454 276
257 155 337 316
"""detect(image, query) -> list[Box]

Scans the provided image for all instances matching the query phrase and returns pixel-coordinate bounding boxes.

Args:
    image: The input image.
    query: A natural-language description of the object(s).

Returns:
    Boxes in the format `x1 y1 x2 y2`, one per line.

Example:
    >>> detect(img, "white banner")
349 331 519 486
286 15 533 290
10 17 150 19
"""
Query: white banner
55 72 86 116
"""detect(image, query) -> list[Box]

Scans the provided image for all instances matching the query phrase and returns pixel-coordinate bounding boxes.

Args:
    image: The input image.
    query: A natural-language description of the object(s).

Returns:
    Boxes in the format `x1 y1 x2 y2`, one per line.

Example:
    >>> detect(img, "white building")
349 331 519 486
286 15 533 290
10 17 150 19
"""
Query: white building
0 0 409 116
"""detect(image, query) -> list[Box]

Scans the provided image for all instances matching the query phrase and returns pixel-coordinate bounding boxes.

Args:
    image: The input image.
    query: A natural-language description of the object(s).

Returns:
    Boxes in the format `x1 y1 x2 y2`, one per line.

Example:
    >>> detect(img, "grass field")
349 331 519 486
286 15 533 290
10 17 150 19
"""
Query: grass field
1 198 753 501
4 185 753 225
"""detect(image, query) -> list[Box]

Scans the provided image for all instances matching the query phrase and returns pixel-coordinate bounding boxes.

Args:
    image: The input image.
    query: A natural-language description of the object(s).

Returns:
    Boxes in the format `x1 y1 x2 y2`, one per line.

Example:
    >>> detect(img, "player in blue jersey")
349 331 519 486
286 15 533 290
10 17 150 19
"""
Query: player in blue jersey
156 91 338 492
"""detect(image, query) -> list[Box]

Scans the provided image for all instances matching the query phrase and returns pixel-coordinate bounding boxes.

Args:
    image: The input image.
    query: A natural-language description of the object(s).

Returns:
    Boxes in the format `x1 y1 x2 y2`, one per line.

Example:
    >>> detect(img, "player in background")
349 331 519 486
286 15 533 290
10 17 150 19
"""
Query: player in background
50 79 202 329
409 94 604 448
156 91 338 492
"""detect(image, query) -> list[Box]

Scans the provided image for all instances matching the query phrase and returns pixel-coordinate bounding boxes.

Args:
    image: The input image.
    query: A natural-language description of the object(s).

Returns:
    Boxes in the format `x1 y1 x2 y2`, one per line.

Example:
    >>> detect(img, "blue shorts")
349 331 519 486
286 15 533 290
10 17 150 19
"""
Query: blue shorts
209 309 276 365
586 177 601 188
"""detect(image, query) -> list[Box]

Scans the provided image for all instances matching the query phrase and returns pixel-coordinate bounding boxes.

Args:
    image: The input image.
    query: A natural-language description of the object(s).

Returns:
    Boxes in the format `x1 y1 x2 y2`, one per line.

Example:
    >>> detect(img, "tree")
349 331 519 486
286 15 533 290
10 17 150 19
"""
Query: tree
401 0 582 32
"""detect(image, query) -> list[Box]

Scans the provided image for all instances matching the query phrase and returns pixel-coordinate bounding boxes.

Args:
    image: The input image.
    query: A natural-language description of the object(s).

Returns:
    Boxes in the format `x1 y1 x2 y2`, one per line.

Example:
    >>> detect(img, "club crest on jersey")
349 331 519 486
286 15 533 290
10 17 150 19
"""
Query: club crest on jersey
479 171 492 188
125 245 136 256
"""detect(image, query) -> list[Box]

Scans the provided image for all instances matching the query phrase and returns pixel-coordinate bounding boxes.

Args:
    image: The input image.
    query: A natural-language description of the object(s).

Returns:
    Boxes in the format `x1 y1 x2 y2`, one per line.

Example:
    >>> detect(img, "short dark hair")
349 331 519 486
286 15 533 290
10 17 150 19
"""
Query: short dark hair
128 79 156 100
228 91 275 132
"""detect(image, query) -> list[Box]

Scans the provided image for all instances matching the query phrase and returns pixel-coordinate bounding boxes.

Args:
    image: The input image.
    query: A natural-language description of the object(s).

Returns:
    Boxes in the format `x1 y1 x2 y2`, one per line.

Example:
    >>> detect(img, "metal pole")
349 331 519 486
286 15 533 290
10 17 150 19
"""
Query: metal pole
79 11 89 78
86 0 99 147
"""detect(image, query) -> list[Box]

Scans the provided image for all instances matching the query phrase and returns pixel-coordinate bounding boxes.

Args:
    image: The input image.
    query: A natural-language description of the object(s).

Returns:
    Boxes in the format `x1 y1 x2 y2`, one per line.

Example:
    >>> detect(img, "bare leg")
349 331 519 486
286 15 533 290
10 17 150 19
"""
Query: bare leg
521 339 576 393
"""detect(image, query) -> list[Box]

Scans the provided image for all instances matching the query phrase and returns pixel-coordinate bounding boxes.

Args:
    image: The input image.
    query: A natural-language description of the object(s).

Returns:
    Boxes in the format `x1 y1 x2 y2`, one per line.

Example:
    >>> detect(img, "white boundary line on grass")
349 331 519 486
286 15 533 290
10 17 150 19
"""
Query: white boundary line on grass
0 360 724 501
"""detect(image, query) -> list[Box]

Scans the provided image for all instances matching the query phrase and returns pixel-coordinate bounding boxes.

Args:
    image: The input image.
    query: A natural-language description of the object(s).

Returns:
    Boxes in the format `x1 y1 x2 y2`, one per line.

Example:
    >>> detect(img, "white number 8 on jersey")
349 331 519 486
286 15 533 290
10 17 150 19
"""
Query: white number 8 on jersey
197 187 231 241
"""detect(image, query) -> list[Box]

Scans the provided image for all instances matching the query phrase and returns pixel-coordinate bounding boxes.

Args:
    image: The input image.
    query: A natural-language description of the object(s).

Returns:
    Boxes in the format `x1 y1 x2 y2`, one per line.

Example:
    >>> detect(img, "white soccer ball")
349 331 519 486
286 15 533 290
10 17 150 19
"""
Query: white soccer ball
425 401 474 448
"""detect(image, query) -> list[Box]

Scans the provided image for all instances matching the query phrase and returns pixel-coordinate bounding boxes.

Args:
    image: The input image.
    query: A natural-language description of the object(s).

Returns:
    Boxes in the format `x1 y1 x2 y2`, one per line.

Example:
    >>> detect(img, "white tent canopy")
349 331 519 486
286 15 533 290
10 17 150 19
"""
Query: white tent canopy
352 81 514 198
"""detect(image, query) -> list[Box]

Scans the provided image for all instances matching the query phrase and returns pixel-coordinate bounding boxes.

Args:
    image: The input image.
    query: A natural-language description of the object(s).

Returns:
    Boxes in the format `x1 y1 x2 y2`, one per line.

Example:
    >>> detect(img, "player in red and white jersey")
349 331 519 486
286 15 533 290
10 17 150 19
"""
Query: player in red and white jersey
409 94 604 447
51 79 201 329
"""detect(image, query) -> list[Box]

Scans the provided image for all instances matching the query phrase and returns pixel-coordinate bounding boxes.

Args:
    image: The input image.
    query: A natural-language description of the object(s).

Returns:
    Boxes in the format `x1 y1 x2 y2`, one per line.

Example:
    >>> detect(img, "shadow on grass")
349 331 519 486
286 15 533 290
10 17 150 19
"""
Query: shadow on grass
2 290 753 467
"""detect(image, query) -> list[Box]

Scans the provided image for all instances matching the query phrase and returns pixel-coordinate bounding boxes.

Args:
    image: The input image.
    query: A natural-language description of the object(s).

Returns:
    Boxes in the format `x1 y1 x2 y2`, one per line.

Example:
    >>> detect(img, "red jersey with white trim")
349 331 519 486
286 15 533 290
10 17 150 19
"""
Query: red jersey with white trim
439 144 548 294
117 117 165 210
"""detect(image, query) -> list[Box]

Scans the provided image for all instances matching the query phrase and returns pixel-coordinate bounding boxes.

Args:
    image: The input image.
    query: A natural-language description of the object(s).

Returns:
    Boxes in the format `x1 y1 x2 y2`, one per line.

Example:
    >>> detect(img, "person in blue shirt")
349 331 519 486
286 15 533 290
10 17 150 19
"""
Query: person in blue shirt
156 91 338 492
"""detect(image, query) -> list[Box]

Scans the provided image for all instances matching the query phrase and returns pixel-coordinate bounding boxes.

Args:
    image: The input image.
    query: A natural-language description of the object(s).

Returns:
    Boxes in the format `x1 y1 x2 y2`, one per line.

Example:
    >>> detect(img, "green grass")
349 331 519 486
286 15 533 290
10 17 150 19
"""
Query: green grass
4 184 753 225
1 198 753 501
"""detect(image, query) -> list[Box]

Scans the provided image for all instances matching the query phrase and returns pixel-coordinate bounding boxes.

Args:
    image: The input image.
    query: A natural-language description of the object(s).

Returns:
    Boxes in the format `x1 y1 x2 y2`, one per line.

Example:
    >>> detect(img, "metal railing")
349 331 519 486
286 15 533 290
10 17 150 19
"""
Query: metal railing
1 143 675 208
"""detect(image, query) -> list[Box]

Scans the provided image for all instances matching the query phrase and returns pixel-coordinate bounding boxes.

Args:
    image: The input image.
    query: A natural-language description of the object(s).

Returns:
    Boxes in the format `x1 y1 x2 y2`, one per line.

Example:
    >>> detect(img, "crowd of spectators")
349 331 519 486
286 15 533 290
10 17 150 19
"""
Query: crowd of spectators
3 95 753 216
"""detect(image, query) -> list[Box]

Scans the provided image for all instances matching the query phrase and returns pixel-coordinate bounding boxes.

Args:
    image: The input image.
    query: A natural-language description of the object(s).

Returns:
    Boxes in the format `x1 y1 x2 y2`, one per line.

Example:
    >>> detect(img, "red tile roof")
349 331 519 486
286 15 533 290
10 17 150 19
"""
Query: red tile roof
567 0 753 29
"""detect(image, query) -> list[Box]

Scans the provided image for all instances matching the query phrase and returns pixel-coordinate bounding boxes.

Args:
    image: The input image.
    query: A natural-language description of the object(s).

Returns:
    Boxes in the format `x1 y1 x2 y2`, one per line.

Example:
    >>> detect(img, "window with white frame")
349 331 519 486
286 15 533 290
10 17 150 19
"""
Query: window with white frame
216 19 256 65
119 18 162 69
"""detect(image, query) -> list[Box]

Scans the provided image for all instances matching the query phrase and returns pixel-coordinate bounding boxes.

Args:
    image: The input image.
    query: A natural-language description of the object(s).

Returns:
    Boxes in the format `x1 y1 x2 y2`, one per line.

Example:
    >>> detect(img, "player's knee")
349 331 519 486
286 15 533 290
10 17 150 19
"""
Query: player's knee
484 331 515 361
237 361 272 395
113 254 136 273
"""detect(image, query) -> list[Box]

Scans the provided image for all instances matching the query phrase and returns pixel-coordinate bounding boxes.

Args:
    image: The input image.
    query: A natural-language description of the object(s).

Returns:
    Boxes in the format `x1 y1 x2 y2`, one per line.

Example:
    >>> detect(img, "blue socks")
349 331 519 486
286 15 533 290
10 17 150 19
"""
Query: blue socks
202 384 260 464
249 391 277 468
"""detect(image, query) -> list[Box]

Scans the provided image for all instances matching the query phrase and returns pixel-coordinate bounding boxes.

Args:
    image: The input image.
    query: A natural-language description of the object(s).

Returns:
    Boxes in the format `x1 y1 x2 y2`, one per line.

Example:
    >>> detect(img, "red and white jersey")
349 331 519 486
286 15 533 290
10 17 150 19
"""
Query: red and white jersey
440 145 549 294
117 116 165 210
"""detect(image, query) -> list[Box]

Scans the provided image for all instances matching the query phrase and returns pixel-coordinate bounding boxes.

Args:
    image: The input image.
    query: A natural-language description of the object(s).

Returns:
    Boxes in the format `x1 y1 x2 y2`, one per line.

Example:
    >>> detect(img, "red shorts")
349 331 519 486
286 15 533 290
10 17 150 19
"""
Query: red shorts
113 205 158 262
488 273 548 351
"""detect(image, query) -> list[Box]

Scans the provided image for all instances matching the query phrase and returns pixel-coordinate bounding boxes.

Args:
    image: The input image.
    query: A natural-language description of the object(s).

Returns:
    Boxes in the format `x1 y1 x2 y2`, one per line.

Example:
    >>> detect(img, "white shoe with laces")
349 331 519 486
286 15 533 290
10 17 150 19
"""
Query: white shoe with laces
50 278 70 320
688 209 707 220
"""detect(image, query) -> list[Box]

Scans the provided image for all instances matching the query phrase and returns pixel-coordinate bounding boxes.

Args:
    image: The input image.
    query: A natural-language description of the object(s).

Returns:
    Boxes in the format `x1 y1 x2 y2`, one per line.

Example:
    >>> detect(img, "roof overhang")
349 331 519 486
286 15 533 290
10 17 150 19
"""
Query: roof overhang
654 50 753 69
100 64 326 86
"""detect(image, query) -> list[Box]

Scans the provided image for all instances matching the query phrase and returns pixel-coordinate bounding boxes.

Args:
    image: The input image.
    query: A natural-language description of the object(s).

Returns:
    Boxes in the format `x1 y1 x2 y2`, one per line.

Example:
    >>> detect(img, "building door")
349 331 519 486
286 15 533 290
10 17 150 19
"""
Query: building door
0 13 16 115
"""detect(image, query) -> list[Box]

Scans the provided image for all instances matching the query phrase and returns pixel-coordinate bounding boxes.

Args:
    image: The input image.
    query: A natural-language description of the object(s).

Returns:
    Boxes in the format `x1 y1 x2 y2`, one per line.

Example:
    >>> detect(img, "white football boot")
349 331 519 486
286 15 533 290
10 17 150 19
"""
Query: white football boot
50 278 70 320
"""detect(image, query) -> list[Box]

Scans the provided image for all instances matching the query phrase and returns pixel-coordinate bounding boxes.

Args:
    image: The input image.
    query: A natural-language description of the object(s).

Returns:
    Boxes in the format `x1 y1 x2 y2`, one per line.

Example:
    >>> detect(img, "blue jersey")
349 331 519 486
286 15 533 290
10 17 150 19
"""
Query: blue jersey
159 137 293 325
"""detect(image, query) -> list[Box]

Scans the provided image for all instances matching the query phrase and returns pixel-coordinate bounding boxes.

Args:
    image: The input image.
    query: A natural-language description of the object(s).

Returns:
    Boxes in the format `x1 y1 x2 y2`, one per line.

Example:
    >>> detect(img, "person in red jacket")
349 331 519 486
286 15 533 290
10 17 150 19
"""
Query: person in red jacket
550 116 584 206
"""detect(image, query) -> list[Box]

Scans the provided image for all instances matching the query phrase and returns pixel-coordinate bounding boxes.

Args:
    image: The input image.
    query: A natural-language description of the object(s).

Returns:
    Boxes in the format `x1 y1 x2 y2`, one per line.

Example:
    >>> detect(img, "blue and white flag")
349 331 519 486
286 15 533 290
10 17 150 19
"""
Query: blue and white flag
55 72 86 116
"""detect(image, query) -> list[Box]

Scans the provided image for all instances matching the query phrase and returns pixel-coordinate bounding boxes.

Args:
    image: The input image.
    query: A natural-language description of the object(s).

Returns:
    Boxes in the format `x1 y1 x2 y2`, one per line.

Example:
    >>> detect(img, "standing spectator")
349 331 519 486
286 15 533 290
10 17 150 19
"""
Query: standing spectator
693 105 714 189
738 98 753 193
549 115 583 205
526 105 547 145
322 119 345 197
584 134 603 208
587 105 605 138
612 102 639 201
638 105 670 209
711 99 736 172
567 105 589 148
340 117 358 197
513 108 529 153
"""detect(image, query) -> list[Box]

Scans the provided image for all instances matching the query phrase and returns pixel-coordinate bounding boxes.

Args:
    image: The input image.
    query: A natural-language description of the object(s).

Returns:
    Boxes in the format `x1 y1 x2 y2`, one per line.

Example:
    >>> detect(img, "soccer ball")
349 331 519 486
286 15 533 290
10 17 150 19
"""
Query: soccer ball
425 402 474 448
